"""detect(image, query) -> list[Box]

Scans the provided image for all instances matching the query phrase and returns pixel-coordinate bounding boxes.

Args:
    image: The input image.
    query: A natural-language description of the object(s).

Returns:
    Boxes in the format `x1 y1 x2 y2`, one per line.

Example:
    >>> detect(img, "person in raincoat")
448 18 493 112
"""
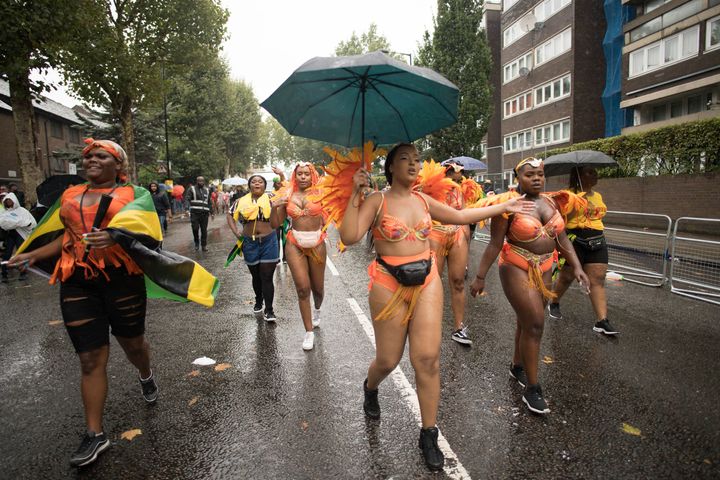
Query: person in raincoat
0 192 36 282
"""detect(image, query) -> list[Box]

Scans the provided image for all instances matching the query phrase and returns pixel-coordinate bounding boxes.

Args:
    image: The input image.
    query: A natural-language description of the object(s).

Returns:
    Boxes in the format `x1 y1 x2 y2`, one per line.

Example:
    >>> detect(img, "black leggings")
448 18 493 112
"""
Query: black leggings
248 263 276 314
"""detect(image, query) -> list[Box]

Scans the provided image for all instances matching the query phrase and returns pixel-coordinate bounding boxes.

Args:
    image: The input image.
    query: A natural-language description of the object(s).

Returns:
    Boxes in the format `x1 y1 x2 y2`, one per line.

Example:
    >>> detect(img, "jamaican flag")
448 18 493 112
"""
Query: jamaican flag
225 237 243 267
16 185 219 307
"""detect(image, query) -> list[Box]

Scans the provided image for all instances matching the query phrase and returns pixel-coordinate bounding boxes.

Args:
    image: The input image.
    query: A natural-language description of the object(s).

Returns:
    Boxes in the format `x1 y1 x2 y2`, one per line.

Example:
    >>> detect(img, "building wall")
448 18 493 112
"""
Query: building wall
497 0 607 172
485 3 504 174
0 111 18 183
546 172 720 219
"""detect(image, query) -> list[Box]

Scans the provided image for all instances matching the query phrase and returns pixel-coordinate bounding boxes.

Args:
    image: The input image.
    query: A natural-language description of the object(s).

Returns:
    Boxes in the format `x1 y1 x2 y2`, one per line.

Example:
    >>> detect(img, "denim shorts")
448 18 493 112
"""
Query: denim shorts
242 233 279 266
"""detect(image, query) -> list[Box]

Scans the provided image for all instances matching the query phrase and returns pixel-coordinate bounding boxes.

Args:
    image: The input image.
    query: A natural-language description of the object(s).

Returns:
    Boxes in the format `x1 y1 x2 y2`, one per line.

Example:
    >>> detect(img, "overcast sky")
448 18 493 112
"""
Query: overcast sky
37 0 438 109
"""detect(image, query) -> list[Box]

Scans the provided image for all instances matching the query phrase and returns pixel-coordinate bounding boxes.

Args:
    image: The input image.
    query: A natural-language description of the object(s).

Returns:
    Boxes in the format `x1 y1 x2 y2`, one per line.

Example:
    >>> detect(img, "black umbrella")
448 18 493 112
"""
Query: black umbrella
543 150 617 177
36 174 85 206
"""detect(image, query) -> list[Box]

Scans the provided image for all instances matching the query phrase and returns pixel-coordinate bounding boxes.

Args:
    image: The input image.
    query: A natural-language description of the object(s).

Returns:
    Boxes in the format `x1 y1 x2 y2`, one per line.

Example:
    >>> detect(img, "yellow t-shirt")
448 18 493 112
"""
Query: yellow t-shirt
565 190 606 230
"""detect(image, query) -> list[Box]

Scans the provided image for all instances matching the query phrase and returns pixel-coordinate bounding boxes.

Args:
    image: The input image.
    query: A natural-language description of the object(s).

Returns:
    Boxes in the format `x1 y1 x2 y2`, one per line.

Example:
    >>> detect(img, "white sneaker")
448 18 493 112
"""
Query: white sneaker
312 308 321 328
302 331 315 351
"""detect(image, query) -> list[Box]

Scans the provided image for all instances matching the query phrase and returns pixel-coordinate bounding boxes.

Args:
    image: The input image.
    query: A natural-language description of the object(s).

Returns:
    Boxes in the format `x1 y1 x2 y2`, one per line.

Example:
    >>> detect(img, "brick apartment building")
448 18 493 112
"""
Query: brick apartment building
483 0 607 187
620 0 720 135
0 79 87 193
482 0 720 188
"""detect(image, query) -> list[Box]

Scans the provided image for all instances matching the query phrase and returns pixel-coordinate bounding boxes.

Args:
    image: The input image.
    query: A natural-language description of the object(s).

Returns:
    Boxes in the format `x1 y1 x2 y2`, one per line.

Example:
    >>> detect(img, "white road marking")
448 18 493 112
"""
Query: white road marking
346 297 472 479
324 239 340 276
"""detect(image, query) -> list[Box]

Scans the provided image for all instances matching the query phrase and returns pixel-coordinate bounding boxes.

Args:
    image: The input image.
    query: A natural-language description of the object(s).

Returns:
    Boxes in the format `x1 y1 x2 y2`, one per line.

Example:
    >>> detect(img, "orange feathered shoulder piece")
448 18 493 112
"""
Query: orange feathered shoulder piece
309 141 386 231
460 178 484 204
413 160 457 203
468 190 587 227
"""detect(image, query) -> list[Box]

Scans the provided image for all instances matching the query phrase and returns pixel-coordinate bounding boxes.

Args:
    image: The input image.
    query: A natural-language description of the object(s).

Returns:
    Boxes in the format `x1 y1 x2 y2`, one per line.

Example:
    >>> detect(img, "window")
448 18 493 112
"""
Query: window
504 130 533 153
534 74 571 106
503 18 527 47
69 128 80 144
629 26 699 77
630 0 702 43
643 0 670 14
670 100 683 118
534 0 571 22
651 104 667 122
535 28 571 67
503 51 533 83
50 121 63 139
534 119 570 146
504 0 520 11
707 16 720 51
687 94 702 114
503 91 533 118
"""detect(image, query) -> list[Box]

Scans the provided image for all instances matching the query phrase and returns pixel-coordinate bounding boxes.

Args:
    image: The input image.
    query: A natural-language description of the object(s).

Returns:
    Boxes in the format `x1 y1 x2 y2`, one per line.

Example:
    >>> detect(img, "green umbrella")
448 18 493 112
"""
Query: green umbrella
260 51 459 148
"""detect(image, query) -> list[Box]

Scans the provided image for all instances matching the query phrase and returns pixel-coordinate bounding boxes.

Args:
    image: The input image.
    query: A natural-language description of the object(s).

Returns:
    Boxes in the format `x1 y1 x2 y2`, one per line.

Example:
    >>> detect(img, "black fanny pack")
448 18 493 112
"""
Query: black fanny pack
376 256 431 286
573 234 606 251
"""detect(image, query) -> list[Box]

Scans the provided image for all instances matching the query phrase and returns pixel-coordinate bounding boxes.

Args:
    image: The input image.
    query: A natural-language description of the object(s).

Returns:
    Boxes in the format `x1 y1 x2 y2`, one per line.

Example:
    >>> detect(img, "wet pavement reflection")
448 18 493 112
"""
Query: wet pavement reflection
1 215 718 479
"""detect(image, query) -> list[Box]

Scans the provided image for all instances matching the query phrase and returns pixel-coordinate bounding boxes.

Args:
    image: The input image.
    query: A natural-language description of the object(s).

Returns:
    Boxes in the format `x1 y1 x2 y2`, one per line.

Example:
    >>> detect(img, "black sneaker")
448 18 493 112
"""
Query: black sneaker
194 243 199 251
1 276 7 284
140 372 158 403
593 319 618 335
69 432 110 467
451 326 472 346
252 302 263 316
201 246 208 252
523 384 550 414
363 378 380 419
548 302 562 320
418 426 445 471
264 311 277 323
509 363 528 388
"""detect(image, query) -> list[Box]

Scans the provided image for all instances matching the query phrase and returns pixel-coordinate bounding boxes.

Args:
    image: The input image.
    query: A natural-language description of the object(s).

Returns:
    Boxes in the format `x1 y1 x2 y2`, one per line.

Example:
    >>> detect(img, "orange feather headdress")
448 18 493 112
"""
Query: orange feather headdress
460 178 484 204
412 160 457 203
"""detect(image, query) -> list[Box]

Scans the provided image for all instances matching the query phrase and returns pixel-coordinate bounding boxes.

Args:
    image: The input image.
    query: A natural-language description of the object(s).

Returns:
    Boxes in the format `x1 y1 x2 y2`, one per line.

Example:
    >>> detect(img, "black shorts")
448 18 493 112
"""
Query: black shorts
60 268 147 353
569 228 609 265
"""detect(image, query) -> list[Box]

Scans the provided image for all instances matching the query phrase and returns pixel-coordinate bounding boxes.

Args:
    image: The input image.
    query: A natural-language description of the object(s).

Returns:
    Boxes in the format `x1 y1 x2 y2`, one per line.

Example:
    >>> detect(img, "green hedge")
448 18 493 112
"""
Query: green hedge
540 118 720 177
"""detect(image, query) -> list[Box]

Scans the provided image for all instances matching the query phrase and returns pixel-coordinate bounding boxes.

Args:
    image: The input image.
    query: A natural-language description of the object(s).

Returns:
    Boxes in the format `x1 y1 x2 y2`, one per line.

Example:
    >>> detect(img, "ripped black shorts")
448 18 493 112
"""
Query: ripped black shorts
60 268 147 353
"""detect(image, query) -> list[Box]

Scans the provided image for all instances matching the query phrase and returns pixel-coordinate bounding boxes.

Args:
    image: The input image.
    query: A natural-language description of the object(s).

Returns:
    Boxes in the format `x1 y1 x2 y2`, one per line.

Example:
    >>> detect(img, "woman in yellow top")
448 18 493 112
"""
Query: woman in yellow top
549 166 617 335
227 175 279 322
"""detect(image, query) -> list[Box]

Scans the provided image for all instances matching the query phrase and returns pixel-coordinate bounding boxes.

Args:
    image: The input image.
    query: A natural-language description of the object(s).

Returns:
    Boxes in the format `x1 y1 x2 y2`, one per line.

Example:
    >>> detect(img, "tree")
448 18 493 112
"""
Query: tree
0 0 90 205
335 23 392 56
417 0 493 161
221 79 261 177
59 0 228 181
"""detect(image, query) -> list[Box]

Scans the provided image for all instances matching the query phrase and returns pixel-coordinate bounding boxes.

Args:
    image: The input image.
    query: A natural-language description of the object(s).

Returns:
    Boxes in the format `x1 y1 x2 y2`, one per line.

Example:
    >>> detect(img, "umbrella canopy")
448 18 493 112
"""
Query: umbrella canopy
172 185 185 197
442 156 487 171
222 177 248 186
260 51 459 148
543 150 617 177
35 174 86 207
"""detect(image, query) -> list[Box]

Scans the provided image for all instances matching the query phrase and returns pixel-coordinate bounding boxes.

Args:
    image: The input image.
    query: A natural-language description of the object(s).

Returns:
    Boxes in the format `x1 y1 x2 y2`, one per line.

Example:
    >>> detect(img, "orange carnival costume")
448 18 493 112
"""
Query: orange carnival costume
368 192 438 324
471 190 585 300
281 162 328 264
413 160 462 257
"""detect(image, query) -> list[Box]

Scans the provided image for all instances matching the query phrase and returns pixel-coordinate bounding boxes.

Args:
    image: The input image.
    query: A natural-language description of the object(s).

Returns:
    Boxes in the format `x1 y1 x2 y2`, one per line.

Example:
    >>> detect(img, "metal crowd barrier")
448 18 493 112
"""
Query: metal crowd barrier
669 217 720 306
603 211 672 287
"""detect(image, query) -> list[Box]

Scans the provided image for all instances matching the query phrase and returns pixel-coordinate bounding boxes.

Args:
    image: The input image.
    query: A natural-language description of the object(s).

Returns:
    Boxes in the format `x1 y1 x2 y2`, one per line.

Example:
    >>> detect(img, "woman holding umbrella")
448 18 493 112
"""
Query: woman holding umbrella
340 143 534 471
227 174 279 322
469 157 589 414
270 162 327 351
549 166 617 335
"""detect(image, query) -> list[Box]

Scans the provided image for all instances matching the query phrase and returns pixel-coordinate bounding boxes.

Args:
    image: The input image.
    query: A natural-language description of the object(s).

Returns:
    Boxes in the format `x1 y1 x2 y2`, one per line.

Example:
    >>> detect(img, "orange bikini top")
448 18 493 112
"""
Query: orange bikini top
372 192 433 242
287 198 324 219
508 197 565 243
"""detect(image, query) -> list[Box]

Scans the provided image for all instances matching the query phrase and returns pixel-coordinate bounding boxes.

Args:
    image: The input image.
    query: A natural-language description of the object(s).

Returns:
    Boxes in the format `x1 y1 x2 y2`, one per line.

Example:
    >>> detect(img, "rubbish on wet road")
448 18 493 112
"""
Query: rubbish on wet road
214 363 232 371
120 429 142 441
621 422 642 437
192 356 216 366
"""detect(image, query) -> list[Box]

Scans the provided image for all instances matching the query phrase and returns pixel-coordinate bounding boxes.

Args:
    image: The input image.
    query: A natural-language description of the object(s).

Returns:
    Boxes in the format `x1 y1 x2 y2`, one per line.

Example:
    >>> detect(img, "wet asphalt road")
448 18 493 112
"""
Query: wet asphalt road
1 215 719 479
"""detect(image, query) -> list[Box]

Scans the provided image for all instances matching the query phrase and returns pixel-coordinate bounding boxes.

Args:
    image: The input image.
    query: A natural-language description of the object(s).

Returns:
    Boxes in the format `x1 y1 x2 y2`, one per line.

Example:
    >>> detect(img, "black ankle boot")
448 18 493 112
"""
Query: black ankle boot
419 426 444 471
363 378 380 419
